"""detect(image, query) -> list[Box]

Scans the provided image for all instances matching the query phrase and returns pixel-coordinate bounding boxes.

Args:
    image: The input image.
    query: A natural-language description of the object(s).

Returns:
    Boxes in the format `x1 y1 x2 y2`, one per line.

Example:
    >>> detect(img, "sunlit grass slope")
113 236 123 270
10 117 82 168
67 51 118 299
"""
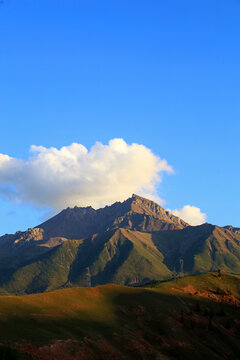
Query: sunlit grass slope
0 273 239 359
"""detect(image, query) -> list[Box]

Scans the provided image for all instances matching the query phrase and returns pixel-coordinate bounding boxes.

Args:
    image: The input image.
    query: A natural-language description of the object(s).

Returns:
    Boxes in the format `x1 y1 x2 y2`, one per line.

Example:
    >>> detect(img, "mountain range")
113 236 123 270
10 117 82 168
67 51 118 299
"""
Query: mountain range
0 194 240 295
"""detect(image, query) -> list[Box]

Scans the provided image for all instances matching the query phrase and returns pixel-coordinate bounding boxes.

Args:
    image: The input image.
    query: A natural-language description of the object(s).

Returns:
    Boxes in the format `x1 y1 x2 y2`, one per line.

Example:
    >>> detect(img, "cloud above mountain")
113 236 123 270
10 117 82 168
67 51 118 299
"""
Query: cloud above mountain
0 139 173 210
172 205 206 226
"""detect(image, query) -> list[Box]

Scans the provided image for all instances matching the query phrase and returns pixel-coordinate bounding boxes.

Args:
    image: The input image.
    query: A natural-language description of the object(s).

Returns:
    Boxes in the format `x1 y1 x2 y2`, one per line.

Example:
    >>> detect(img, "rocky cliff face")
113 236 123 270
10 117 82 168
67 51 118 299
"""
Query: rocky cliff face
37 194 188 239
224 225 240 235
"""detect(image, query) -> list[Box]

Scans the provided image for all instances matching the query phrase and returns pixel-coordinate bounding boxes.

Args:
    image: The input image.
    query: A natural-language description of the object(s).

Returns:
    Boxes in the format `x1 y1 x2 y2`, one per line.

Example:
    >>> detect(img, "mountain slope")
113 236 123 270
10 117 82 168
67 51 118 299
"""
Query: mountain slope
224 225 240 235
1 224 240 295
0 194 240 295
0 240 81 295
0 194 187 263
152 223 240 274
37 193 188 239
0 228 172 294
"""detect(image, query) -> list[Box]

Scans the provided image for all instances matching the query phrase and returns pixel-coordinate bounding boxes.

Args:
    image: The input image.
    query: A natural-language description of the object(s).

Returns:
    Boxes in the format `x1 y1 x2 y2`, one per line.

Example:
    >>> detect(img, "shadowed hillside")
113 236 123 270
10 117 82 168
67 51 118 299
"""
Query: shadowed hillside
0 273 239 359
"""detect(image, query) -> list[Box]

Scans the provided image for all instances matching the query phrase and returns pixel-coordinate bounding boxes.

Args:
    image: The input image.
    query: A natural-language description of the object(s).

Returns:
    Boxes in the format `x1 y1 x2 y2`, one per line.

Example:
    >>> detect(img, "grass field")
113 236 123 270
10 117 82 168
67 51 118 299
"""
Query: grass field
0 272 239 359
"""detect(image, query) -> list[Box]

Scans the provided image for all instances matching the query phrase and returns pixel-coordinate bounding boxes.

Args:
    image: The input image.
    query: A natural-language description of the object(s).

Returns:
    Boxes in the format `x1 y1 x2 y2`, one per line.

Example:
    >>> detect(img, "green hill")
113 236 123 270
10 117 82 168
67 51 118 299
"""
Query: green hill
0 195 240 295
1 225 240 295
0 229 172 294
0 273 239 359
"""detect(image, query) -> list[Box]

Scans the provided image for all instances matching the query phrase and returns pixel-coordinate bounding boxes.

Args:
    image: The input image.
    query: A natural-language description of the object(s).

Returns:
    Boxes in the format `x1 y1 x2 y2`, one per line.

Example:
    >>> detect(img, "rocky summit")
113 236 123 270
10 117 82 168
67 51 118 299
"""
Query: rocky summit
0 194 239 295
37 194 188 239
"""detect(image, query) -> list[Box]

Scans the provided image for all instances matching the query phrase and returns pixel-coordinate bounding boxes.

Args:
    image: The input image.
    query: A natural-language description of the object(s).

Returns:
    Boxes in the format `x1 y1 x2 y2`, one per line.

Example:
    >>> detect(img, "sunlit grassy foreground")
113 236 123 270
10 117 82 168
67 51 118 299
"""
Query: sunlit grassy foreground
0 273 239 359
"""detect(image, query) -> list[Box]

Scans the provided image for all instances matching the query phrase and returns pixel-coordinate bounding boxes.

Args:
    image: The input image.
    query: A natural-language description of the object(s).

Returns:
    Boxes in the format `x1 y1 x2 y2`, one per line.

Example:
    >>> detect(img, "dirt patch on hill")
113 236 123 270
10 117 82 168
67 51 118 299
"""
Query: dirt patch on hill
172 285 240 305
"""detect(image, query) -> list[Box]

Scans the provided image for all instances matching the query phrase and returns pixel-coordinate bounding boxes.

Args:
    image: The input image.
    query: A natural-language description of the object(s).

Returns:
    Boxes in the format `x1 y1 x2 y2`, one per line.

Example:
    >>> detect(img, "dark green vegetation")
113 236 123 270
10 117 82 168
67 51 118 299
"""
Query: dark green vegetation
0 345 31 360
0 273 239 359
0 195 240 295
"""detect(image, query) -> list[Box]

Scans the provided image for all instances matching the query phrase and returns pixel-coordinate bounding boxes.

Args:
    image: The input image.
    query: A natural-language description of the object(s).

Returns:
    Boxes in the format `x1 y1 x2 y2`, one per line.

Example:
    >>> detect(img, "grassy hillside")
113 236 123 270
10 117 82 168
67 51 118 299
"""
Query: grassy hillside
0 229 172 294
0 240 81 294
1 195 240 296
0 273 239 359
152 224 240 274
1 224 240 295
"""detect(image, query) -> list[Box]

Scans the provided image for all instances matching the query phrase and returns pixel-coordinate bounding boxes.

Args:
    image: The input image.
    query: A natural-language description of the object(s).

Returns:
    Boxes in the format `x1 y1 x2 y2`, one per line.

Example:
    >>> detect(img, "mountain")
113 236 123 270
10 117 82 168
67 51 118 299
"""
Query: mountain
0 194 240 295
224 225 240 235
0 194 187 261
0 273 240 360
37 193 188 239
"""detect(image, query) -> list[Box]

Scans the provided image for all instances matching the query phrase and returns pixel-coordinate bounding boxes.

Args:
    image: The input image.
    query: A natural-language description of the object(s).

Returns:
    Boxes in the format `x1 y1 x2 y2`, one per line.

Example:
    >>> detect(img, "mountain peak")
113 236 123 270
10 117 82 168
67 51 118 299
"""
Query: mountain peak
35 194 188 239
130 193 165 214
127 194 188 227
131 193 145 200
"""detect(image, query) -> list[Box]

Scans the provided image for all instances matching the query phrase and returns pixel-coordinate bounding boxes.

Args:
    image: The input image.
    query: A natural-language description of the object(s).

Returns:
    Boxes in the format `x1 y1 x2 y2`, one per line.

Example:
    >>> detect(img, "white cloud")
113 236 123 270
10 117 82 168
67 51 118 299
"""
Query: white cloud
0 139 173 210
172 205 206 226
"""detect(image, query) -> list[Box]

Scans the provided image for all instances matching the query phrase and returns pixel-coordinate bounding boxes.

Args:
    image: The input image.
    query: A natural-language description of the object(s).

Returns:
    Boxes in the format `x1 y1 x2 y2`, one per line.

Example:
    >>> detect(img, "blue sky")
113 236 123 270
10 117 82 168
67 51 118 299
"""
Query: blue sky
0 0 239 234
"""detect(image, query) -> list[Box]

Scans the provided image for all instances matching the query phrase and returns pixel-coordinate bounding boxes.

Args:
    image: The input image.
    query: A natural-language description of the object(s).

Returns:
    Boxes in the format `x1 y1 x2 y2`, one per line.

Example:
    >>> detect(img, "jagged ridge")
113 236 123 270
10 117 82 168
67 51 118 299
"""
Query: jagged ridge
37 194 188 239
